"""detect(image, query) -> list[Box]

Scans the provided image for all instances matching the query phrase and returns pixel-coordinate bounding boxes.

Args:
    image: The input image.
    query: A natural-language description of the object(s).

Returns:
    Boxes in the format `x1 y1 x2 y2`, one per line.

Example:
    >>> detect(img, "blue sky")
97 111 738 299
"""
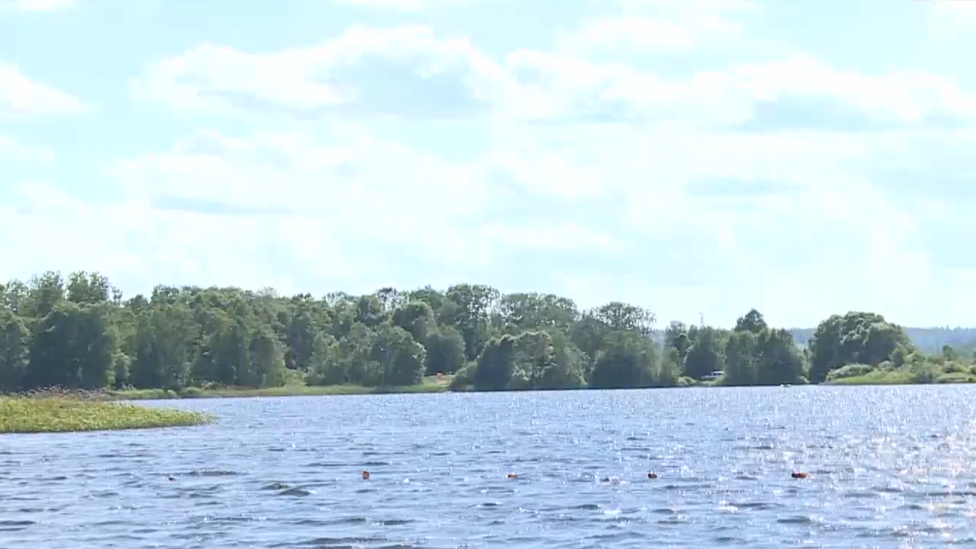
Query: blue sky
1 0 975 329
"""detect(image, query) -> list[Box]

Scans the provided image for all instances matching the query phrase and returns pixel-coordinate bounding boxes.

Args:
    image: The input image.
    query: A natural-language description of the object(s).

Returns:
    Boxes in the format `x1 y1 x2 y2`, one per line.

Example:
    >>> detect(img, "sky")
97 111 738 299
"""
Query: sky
1 0 975 329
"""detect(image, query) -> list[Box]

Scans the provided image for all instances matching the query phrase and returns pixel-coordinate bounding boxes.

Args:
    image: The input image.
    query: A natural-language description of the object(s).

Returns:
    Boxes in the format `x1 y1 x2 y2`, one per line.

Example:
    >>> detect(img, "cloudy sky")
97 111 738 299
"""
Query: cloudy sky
1 0 974 329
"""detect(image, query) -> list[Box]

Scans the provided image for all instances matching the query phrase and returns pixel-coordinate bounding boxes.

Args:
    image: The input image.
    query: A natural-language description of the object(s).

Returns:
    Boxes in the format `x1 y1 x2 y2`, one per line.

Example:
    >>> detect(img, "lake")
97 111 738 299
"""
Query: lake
3 386 976 548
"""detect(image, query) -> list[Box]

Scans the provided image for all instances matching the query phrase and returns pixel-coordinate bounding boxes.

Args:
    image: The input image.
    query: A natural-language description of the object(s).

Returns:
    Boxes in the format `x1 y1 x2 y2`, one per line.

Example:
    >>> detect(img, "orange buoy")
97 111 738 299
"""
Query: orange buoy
362 470 370 480
791 471 808 479
647 472 658 479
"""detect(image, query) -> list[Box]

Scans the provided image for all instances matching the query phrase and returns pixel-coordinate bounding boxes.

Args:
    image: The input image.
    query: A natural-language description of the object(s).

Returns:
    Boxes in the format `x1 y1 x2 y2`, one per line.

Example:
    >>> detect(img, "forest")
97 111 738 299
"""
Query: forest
0 270 974 394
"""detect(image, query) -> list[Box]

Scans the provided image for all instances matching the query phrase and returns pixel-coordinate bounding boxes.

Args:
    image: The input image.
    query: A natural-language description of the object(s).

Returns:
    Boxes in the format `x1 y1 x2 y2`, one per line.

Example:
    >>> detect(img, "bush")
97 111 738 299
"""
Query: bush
943 361 967 374
909 363 938 384
676 376 697 387
825 363 873 381
935 371 976 384
449 363 475 390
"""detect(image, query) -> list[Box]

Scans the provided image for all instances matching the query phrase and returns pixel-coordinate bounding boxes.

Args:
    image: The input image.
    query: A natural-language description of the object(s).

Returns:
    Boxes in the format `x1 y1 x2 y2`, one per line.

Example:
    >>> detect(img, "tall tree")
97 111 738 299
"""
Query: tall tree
683 326 724 379
808 312 910 382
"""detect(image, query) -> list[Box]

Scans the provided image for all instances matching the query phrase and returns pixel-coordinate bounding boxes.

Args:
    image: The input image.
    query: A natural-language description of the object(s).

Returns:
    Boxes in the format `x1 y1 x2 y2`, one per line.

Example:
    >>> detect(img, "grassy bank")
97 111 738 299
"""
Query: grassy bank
104 375 454 401
825 372 976 385
823 362 976 386
0 394 211 434
824 372 914 385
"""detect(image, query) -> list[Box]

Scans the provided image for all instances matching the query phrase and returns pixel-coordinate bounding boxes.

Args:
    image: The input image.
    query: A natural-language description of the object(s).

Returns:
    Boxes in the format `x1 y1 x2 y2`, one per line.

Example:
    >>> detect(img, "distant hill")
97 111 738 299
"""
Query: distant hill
650 327 976 355
788 327 976 354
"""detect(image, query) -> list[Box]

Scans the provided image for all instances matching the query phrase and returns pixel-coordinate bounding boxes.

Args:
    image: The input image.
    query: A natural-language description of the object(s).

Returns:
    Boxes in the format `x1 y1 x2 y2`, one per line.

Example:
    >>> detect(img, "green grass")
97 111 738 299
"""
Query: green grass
105 375 454 401
0 393 211 434
824 370 916 385
933 371 976 384
824 368 976 385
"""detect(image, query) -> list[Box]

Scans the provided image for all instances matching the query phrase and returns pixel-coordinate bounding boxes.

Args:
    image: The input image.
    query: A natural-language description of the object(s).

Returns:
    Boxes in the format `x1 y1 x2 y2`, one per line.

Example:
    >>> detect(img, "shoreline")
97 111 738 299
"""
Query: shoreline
106 382 452 401
9 373 974 412
105 378 976 401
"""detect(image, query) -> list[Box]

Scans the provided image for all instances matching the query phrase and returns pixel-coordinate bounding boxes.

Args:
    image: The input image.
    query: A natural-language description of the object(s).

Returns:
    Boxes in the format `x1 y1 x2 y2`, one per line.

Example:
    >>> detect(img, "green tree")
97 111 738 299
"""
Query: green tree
808 312 910 382
371 323 426 386
25 271 66 320
569 314 611 367
444 284 500 361
589 331 660 389
662 346 682 384
355 294 388 328
507 331 556 389
283 294 327 371
723 330 758 386
734 309 767 334
306 332 341 385
3 268 956 395
497 293 579 334
27 302 118 389
130 302 196 390
755 328 804 385
591 302 655 335
539 329 587 389
392 301 437 345
66 271 111 305
339 322 381 385
664 321 691 361
423 325 466 375
683 326 724 379
253 330 287 387
0 308 30 391
472 334 517 390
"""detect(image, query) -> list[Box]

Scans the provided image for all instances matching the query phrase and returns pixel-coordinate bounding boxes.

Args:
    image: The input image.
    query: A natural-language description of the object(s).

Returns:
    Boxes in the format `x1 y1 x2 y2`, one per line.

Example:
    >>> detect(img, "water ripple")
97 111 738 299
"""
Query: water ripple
4 386 976 547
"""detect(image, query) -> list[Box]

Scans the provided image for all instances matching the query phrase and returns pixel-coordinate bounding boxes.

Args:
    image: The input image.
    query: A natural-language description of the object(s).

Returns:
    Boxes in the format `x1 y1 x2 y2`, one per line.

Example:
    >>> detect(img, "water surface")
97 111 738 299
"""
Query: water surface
3 386 976 548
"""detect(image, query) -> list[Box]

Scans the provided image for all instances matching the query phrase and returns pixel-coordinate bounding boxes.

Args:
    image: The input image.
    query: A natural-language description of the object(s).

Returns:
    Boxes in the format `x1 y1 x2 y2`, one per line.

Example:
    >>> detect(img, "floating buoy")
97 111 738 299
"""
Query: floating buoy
791 471 808 479
507 473 517 479
362 471 370 480
647 472 658 479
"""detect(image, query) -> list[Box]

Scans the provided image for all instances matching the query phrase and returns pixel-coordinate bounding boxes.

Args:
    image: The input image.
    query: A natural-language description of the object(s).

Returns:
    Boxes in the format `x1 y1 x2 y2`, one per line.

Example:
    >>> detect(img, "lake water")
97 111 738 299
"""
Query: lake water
3 386 976 548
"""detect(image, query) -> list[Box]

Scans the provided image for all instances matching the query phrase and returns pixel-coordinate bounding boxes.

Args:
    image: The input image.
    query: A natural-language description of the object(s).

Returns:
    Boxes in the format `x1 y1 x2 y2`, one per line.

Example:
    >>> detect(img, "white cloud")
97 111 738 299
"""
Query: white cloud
133 24 976 129
0 0 75 12
132 25 501 118
480 221 623 253
477 124 973 324
736 55 976 122
104 126 500 276
109 19 976 325
0 133 53 160
2 115 972 325
613 0 757 14
0 61 86 117
500 51 976 126
558 0 760 54
333 0 425 8
108 126 490 235
556 17 709 54
330 0 505 10
929 1 976 41
0 125 632 297
6 2 976 326
0 184 305 296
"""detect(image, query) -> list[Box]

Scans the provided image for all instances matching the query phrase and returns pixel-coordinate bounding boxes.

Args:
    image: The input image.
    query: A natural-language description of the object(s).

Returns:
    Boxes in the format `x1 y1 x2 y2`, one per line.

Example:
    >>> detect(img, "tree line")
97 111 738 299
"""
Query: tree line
0 270 966 393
